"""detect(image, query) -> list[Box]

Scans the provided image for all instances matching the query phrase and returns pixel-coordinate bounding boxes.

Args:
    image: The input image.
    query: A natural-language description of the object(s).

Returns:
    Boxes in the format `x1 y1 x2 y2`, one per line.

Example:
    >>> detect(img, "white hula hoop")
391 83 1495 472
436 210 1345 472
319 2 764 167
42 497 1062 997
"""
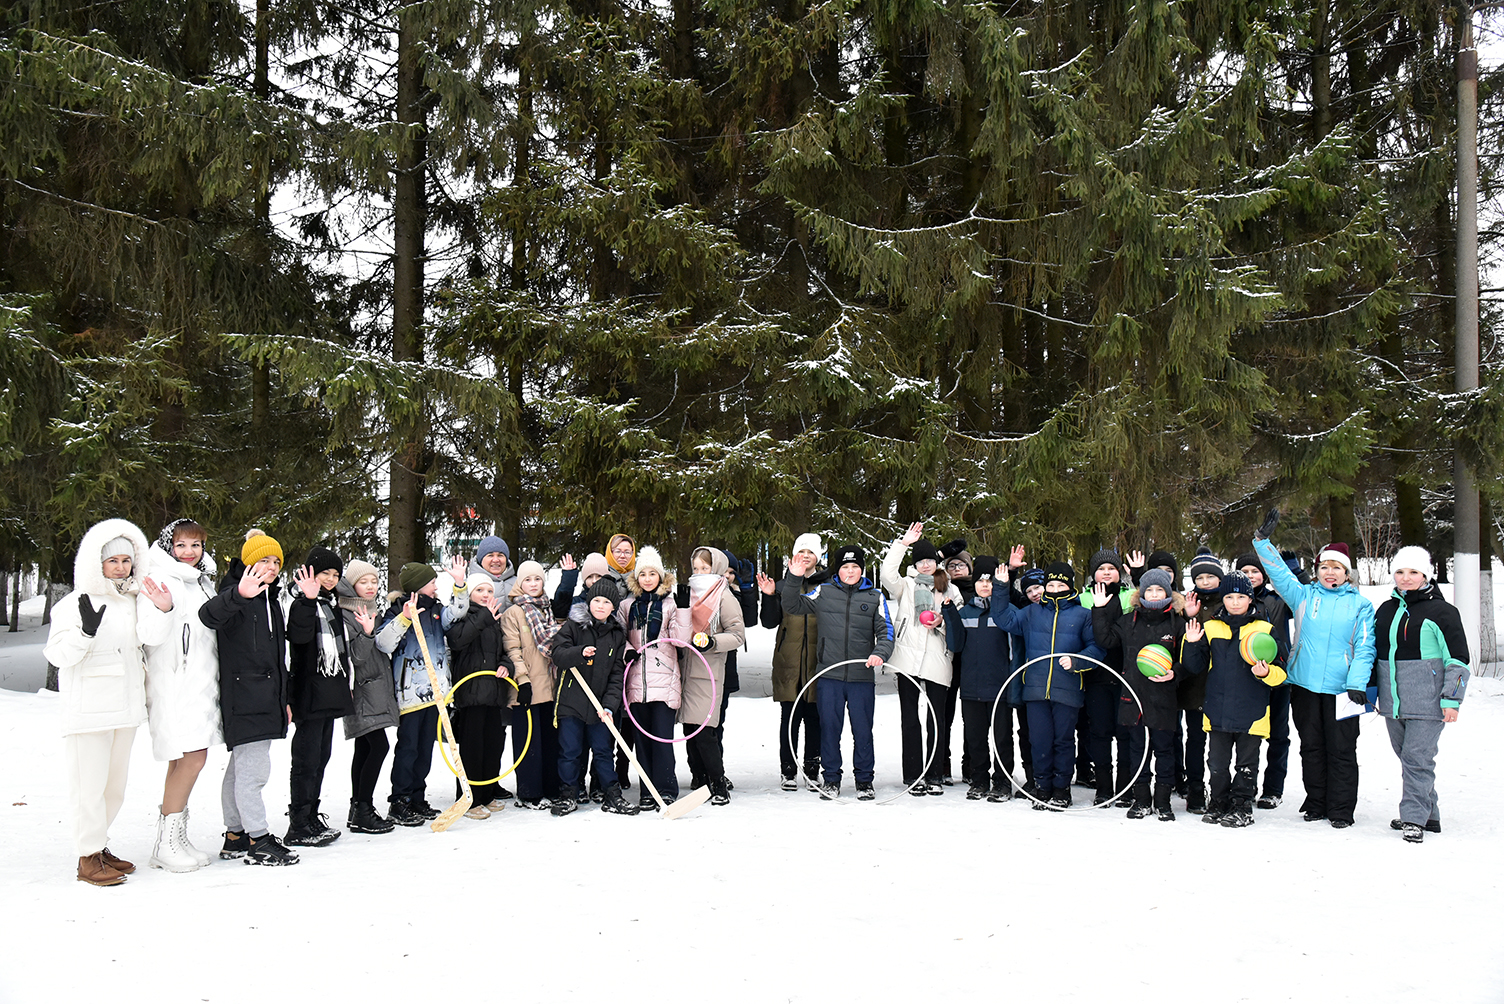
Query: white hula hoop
987 652 1150 812
786 658 939 805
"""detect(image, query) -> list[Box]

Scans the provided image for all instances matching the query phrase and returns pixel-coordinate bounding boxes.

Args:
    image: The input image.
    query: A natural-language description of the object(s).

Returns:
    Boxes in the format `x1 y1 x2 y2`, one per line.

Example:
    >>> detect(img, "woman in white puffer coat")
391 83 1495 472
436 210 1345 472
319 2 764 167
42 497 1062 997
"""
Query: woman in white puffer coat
136 518 222 872
44 518 173 886
882 523 963 795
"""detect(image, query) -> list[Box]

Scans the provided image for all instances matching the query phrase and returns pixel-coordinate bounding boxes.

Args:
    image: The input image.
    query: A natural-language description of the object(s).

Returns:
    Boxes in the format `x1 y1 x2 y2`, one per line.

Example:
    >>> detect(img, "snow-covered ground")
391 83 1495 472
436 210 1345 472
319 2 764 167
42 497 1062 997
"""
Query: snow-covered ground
1 618 1502 1003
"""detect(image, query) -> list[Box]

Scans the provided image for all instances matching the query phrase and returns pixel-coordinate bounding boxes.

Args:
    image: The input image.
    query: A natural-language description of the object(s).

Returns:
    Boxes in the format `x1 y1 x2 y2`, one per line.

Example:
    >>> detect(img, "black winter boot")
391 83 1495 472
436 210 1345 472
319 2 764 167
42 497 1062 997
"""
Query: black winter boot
551 786 580 817
348 801 395 835
1153 783 1176 822
1202 799 1229 825
284 805 322 847
802 758 821 783
1126 785 1152 819
601 784 641 815
387 798 425 827
1185 783 1207 815
1220 800 1255 828
709 778 731 806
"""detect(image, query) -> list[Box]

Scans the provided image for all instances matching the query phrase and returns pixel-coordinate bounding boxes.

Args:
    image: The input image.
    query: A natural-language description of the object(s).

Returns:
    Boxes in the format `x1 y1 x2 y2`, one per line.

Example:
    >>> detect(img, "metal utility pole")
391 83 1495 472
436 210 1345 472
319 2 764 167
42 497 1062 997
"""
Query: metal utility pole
1455 5 1482 659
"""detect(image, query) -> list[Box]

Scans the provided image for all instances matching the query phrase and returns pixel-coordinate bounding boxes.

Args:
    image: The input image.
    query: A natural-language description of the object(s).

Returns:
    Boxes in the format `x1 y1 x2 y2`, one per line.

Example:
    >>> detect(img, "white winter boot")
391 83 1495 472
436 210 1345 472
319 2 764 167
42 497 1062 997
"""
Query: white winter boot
179 808 212 866
148 808 201 873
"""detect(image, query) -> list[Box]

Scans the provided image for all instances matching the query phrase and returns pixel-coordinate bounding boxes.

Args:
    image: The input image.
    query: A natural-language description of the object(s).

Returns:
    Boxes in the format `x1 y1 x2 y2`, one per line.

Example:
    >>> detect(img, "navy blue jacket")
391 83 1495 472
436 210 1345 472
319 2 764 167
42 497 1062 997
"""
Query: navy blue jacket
954 597 1016 703
991 590 1104 708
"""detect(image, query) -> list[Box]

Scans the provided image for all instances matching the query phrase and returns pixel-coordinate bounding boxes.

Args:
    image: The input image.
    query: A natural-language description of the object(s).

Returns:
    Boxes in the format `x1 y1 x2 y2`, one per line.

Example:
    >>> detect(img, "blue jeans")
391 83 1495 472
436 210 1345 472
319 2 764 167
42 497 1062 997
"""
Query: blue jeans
817 679 876 786
390 706 439 803
557 715 618 792
1026 700 1080 794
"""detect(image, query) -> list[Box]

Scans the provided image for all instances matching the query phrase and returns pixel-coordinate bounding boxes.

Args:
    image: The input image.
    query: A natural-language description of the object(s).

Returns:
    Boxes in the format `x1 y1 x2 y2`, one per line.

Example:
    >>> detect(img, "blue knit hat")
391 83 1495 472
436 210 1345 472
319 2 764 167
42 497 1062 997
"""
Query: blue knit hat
476 535 510 562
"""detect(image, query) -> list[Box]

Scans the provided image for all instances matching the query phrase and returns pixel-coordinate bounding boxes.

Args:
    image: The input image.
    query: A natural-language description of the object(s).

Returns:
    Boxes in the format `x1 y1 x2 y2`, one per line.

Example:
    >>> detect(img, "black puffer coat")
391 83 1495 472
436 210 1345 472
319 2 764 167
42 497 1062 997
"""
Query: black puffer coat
286 589 355 721
199 577 289 750
1092 590 1188 732
551 613 628 723
445 604 510 707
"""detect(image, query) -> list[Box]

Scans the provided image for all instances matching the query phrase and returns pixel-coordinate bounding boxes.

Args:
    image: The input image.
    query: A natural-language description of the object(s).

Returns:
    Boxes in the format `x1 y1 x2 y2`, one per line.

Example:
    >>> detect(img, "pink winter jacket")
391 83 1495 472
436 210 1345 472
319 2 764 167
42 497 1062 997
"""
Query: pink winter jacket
617 586 691 709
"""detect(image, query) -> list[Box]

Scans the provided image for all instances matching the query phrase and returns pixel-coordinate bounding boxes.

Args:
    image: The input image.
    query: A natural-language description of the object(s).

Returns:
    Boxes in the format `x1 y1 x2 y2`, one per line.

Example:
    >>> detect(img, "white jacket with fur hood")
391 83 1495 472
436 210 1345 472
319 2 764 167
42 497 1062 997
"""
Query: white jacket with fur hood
43 519 169 736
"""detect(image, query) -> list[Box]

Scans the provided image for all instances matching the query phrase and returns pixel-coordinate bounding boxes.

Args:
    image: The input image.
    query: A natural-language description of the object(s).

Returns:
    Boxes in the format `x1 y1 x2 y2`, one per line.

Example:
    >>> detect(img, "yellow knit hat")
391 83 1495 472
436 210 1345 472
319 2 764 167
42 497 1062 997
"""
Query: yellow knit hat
241 529 284 567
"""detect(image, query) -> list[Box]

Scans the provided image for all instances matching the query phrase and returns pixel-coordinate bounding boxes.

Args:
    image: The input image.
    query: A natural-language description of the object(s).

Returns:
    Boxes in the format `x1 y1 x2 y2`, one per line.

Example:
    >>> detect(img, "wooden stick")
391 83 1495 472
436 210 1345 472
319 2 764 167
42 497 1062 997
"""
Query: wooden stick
413 620 472 832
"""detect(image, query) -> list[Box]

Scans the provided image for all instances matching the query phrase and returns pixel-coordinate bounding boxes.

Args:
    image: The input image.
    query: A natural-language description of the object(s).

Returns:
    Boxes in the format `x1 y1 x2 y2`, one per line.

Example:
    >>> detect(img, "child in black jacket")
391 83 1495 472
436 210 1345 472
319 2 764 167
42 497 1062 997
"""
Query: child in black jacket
549 579 637 816
445 573 513 818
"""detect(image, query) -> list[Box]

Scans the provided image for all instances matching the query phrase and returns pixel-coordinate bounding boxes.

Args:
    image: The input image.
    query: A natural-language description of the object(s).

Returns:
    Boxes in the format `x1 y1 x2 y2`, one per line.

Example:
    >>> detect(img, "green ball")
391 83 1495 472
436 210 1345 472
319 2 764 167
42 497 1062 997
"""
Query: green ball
1137 644 1173 678
1240 631 1278 665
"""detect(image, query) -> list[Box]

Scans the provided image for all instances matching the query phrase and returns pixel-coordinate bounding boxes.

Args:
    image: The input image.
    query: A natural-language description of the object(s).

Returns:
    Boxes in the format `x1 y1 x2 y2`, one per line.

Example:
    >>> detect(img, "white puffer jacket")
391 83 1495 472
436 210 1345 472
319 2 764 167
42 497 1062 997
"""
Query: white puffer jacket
138 543 223 759
43 519 167 736
881 539 962 687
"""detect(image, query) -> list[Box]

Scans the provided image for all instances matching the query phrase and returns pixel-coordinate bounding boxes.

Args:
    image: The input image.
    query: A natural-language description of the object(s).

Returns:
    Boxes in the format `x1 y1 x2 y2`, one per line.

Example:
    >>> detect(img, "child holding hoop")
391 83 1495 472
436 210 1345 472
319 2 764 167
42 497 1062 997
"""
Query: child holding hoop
618 546 689 811
445 572 515 819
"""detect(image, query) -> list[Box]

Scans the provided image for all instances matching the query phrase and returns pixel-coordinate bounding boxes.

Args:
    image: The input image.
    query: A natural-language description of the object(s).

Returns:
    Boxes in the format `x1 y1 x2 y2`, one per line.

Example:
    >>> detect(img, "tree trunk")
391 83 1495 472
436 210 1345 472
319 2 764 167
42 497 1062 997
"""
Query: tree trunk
251 0 271 431
8 569 19 633
388 6 429 582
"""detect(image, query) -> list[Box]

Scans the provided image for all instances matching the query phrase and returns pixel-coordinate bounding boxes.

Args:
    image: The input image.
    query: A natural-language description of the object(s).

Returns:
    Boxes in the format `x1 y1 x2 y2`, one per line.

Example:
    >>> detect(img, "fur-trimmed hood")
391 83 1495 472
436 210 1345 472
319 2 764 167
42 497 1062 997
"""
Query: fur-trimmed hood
73 518 152 597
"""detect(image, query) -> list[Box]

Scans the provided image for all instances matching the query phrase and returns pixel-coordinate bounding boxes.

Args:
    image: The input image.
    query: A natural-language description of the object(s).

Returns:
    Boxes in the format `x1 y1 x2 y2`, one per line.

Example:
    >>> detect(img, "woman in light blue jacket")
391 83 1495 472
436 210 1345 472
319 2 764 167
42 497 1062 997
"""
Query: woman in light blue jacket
1251 510 1375 829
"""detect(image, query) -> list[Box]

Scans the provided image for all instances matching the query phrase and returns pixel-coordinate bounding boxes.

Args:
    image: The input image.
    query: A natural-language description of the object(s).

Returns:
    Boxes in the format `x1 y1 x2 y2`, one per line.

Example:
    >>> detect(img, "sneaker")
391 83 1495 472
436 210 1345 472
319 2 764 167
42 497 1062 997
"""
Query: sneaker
966 782 988 801
708 780 731 807
1221 806 1255 828
780 775 798 792
1400 822 1424 843
855 782 875 801
410 800 441 820
908 780 929 797
245 833 300 866
925 779 944 795
387 800 426 827
721 776 735 791
987 783 1009 803
1048 791 1072 810
485 800 508 813
1113 795 1134 808
463 804 491 820
1202 803 1228 825
639 795 658 813
1390 818 1441 834
1256 794 1282 810
1156 807 1176 822
802 760 821 783
347 801 395 835
220 831 250 859
940 775 955 787
589 786 605 805
550 794 579 817
817 782 840 800
515 798 551 811
1092 795 1111 807
1126 802 1152 820
1032 789 1055 811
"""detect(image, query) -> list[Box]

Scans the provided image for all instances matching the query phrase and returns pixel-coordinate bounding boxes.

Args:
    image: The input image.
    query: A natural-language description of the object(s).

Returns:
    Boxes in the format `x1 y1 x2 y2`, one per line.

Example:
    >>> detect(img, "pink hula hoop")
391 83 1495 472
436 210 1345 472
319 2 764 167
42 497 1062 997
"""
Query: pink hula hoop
621 636 717 743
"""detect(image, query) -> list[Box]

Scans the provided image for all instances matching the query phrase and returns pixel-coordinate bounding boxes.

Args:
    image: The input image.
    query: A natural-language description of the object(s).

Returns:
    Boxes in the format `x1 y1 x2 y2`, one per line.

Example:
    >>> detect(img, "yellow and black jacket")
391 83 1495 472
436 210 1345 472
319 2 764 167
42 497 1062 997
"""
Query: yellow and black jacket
1182 611 1287 737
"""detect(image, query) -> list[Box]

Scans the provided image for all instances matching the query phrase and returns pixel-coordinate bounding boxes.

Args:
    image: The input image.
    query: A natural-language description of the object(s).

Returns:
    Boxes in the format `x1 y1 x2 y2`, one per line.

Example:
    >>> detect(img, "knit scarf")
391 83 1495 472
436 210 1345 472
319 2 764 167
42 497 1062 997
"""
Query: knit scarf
689 573 724 636
628 593 664 644
314 592 348 681
516 592 561 661
914 573 937 617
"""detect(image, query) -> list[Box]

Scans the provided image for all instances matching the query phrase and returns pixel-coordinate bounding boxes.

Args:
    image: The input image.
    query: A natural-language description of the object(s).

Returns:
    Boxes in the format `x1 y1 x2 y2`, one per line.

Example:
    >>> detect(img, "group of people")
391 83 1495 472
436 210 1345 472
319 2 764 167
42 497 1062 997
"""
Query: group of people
45 509 1472 886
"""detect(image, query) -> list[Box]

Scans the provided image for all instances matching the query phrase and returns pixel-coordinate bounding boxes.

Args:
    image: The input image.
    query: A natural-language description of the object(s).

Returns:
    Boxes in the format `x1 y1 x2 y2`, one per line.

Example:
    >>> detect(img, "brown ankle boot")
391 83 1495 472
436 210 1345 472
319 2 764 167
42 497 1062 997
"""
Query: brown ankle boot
77 852 126 886
99 847 135 874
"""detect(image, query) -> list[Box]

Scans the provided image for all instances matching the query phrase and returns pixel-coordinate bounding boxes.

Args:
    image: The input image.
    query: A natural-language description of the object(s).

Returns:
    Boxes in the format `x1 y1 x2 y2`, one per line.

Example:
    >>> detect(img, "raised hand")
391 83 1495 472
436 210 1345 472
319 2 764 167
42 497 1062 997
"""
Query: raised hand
900 521 923 546
1253 508 1280 541
141 576 174 612
1185 619 1204 643
1185 593 1201 618
447 555 467 585
1127 550 1146 571
402 597 419 622
560 553 576 570
78 595 105 636
294 565 320 600
788 552 814 577
238 566 272 599
755 571 776 595
485 596 503 619
353 606 376 635
1008 544 1026 569
1091 582 1109 606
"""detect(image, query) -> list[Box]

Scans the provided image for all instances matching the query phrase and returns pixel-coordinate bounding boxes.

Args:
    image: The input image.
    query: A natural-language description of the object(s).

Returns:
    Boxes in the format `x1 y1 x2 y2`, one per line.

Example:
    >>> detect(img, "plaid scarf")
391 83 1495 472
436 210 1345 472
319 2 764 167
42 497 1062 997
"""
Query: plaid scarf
516 592 561 660
628 593 664 643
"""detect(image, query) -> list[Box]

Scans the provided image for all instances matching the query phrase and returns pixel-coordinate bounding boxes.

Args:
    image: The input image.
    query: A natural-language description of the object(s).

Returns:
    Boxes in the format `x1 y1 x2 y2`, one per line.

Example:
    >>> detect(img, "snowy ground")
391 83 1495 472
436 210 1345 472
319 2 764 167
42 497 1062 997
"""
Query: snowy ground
2 595 1503 1003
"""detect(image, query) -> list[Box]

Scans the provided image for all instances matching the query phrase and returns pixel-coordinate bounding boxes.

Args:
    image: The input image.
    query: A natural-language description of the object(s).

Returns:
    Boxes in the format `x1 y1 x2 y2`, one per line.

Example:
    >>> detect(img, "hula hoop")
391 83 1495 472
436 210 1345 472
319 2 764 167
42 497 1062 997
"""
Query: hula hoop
620 636 717 744
786 658 939 805
987 652 1149 812
435 671 534 786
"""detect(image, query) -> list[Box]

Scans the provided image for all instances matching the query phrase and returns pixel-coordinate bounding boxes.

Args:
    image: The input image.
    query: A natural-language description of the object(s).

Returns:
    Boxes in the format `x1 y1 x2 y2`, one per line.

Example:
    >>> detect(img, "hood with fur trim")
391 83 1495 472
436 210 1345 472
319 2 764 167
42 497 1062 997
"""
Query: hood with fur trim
73 518 152 597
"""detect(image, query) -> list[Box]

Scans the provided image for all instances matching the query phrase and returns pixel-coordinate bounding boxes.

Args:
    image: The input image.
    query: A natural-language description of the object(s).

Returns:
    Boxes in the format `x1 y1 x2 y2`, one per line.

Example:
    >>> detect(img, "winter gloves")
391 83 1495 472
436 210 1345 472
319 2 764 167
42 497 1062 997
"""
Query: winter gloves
78 595 105 637
692 632 715 652
514 683 533 708
675 584 691 608
1254 508 1280 541
1346 689 1368 707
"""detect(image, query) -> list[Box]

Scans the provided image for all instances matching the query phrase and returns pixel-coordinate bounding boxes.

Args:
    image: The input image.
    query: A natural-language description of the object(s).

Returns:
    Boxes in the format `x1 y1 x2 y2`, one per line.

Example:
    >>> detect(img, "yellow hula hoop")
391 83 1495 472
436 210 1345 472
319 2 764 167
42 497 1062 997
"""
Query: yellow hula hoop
435 671 534 786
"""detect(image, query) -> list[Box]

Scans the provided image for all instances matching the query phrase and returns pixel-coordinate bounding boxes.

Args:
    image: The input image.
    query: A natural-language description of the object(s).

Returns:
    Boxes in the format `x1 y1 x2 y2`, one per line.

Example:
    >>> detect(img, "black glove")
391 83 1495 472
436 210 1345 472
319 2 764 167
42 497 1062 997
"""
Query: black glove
1346 689 1367 706
1254 508 1280 541
78 595 105 637
514 682 533 707
675 584 691 608
692 632 715 652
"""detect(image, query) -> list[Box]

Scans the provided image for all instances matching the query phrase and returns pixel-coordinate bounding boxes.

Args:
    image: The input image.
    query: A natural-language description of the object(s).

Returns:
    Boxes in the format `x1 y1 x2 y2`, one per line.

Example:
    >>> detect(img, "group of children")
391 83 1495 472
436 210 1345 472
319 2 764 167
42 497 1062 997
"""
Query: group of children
47 512 1471 884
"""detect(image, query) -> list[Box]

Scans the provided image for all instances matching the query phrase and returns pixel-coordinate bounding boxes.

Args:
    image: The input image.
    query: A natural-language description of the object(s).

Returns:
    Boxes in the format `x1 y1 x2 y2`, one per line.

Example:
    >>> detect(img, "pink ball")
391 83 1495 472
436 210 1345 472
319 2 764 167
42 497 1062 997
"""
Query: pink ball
918 610 939 627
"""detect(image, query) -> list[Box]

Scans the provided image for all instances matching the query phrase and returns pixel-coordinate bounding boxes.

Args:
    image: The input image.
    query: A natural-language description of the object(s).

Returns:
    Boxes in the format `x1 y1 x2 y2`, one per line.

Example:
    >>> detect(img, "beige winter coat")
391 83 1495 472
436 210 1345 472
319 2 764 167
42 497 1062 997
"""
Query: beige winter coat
501 588 558 707
678 549 746 730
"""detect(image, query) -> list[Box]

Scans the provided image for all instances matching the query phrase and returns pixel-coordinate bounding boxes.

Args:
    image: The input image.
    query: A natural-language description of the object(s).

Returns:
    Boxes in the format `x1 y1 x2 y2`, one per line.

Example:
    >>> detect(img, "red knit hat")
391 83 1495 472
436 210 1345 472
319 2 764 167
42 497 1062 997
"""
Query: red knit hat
1317 542 1352 572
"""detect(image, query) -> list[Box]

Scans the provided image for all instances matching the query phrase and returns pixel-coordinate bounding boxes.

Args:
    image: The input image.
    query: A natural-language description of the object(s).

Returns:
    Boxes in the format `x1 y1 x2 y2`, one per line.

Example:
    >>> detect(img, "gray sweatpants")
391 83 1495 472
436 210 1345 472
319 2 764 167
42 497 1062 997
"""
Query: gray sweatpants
1385 717 1444 826
222 740 274 838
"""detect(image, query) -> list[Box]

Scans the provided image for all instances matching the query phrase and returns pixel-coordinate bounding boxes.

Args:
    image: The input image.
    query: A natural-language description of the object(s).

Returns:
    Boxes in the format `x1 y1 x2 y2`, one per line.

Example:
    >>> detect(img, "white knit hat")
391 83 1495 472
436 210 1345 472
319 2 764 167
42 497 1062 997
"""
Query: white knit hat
633 546 666 580
1390 545 1435 583
792 533 824 560
465 572 497 595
